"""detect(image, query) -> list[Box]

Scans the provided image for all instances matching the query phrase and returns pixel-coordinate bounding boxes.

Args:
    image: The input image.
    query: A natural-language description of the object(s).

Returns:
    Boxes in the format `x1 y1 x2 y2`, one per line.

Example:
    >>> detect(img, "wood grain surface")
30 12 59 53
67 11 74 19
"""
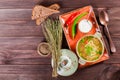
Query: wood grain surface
0 0 120 80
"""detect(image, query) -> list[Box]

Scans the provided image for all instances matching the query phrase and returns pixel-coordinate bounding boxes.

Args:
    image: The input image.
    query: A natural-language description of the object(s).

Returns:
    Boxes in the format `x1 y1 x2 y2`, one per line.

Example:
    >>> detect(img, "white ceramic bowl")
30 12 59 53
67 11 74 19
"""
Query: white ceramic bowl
51 49 78 76
78 19 93 33
76 35 104 62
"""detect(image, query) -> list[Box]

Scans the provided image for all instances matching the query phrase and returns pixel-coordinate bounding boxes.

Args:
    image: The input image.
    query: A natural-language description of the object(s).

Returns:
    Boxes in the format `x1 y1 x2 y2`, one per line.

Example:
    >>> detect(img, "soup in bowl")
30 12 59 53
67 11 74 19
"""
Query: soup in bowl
76 35 104 62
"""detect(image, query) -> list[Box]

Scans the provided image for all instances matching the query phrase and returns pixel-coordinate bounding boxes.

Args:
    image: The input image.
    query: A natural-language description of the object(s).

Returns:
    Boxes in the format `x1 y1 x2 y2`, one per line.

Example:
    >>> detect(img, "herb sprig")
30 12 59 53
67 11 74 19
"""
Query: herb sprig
41 18 62 77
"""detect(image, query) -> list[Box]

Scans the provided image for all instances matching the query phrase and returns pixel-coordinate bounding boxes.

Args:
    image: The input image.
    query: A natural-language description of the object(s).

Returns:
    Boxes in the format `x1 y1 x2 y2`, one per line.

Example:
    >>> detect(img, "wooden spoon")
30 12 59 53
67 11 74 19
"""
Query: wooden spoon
99 10 116 53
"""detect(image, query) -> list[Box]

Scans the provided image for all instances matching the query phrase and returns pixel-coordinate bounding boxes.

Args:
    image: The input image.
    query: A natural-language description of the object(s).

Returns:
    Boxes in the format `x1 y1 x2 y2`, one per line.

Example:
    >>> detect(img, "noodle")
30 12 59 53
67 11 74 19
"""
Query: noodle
77 36 103 61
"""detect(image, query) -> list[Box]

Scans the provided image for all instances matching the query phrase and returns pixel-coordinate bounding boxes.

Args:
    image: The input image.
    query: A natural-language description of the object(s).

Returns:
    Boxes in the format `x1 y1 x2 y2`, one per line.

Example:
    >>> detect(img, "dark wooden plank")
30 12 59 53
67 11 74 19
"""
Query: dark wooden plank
0 37 50 65
0 20 119 37
0 64 118 80
0 36 119 65
0 21 43 37
0 49 119 65
111 36 120 53
0 50 51 65
0 0 119 80
0 64 119 80
0 48 119 65
0 8 120 21
108 7 120 21
0 50 41 59
0 37 45 50
0 0 41 9
0 74 52 80
0 65 52 74
0 63 110 80
105 54 120 63
60 7 120 21
0 9 31 21
58 0 120 8
108 21 120 36
0 36 119 51
57 63 107 80
0 57 51 65
0 0 120 9
100 36 120 56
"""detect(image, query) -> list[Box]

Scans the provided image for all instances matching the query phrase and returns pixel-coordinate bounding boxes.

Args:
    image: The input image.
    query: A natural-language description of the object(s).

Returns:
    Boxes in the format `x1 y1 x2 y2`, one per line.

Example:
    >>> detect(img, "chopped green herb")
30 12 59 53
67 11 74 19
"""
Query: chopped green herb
80 39 85 43
85 45 93 56
97 51 102 54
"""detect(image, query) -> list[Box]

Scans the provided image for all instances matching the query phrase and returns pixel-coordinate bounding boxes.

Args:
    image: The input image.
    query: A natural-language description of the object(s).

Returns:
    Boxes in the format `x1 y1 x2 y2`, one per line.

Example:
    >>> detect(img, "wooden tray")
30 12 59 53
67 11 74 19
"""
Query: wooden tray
59 6 109 68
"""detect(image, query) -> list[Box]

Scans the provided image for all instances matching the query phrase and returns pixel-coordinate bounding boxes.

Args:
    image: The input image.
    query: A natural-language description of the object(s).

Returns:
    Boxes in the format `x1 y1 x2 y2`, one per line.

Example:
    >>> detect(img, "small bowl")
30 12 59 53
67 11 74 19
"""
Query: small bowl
76 35 104 62
78 19 93 33
51 49 78 76
37 42 51 57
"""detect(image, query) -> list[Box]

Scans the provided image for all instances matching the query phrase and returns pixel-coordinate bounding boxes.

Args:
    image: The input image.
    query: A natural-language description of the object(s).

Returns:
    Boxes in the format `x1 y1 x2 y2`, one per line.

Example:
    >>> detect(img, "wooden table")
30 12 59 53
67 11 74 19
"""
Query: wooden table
0 0 120 80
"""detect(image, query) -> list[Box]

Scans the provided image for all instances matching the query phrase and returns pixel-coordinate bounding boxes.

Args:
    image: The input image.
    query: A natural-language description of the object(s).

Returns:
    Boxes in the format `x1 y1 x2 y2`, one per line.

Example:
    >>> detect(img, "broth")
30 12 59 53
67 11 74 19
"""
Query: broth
77 36 103 61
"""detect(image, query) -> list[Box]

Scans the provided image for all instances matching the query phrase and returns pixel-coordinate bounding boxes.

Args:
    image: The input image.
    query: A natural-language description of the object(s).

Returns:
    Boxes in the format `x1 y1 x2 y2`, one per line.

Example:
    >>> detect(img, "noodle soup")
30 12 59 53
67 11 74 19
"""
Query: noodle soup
76 35 104 62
